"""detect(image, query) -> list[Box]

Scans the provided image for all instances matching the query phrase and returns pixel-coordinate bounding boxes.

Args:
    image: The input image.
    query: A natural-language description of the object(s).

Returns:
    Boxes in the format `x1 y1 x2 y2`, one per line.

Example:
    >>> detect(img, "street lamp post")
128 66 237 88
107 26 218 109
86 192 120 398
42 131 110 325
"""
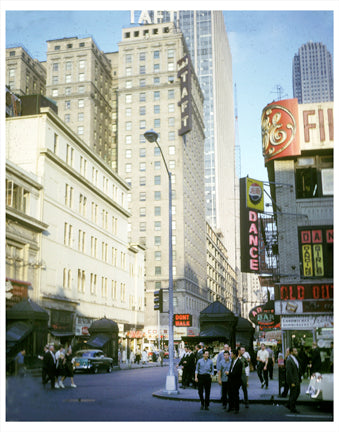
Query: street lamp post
144 129 178 394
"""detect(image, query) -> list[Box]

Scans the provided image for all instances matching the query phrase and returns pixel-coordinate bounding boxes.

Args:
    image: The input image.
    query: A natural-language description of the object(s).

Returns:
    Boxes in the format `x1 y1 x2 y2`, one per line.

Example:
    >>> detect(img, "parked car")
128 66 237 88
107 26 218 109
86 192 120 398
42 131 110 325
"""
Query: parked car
73 349 113 374
305 372 333 401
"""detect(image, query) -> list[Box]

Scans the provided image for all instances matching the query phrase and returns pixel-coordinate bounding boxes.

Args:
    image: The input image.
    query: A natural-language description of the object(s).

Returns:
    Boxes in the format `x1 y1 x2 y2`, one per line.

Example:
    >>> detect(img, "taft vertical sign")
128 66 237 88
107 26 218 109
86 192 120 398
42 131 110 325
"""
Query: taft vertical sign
240 177 262 273
177 55 192 136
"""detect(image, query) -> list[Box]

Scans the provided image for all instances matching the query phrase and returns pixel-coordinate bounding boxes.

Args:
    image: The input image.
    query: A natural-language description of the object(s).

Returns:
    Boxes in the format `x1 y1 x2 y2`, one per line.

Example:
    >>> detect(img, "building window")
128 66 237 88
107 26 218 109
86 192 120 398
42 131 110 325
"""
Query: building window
52 89 58 97
125 54 132 63
154 161 161 170
65 87 71 95
64 114 70 123
168 62 174 71
140 134 146 143
154 191 161 200
169 131 175 141
139 207 146 217
79 60 85 68
168 89 175 99
125 135 132 144
168 103 175 113
52 76 58 85
139 192 146 201
155 236 161 246
154 206 161 216
140 65 146 74
154 147 161 157
78 112 84 121
154 119 160 129
52 63 59 71
78 126 84 135
139 222 146 232
154 77 160 85
126 80 132 88
140 120 146 129
5 180 29 213
139 92 146 102
125 121 132 131
168 49 175 58
154 64 160 73
154 105 160 114
125 107 132 116
154 221 161 231
139 177 146 187
154 91 160 101
78 99 84 108
65 74 71 83
169 146 175 155
126 67 132 76
153 50 160 59
54 45 60 50
155 251 161 261
126 94 132 103
78 85 85 93
125 149 132 158
139 52 146 61
154 175 161 185
139 162 146 171
155 266 161 275
79 73 85 82
125 163 132 173
139 148 146 158
295 155 333 199
140 78 146 87
139 106 146 115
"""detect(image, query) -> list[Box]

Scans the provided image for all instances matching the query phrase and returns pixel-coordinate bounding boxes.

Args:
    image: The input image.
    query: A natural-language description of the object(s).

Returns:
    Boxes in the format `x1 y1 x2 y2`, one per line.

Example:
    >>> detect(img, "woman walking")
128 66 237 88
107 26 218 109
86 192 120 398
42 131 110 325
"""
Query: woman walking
61 346 77 388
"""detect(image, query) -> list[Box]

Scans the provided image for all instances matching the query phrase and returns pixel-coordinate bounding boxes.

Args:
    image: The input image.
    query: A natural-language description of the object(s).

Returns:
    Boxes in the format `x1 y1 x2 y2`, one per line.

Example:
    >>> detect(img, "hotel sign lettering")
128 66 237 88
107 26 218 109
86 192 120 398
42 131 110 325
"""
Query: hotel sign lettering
177 55 192 136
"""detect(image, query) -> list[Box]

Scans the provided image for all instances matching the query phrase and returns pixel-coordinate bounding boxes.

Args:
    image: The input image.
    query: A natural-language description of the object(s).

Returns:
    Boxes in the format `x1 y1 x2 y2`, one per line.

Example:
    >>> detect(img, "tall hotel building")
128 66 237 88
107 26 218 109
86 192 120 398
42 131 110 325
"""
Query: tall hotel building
293 41 333 103
117 21 208 337
45 37 115 168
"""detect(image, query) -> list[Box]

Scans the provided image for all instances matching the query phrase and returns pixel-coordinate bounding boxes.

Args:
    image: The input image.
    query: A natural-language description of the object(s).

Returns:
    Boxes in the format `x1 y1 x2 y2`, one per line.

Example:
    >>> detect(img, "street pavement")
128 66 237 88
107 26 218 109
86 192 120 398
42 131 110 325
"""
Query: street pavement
120 360 312 404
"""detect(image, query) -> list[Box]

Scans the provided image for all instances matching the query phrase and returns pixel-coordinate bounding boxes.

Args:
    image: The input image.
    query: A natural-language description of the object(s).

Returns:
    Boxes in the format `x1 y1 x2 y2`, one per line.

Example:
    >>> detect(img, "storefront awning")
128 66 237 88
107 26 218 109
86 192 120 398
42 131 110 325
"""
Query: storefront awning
6 321 33 353
49 330 75 337
86 333 111 348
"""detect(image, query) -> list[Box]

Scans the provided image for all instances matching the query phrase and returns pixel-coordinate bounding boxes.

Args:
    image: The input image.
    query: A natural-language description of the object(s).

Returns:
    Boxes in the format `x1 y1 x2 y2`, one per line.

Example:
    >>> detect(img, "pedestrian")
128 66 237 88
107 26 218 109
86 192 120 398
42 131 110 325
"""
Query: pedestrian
266 345 274 380
308 341 322 374
135 347 141 364
240 346 250 407
159 348 164 367
216 343 231 370
195 350 214 410
227 347 243 414
38 344 50 384
141 349 148 364
186 347 196 387
130 351 135 364
196 342 204 360
43 344 57 389
55 345 66 388
281 348 290 397
15 348 26 377
256 343 269 389
61 346 77 388
286 347 302 413
217 351 231 409
178 347 190 388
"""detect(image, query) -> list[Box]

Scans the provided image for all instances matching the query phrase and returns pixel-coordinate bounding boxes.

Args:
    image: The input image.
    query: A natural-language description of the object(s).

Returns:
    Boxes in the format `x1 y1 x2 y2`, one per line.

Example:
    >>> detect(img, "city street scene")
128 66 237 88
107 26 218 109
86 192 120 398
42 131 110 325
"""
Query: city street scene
3 3 335 429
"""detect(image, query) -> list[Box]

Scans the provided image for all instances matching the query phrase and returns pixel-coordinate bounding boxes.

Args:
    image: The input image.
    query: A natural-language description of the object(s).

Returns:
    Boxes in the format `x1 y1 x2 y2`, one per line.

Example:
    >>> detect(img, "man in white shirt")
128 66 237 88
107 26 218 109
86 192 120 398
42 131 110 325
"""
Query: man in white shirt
256 343 269 389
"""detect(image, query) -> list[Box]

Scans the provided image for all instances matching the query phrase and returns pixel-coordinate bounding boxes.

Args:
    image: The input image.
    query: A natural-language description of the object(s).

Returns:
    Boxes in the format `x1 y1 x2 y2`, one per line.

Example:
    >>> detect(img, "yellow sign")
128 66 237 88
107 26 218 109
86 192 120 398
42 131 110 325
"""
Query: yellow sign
313 244 324 277
246 178 264 212
302 244 313 277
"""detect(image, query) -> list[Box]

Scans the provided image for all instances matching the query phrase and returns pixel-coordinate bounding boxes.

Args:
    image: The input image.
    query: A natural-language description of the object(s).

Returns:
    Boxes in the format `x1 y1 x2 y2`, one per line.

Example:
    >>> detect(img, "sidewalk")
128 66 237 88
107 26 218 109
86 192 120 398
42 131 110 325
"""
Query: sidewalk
152 365 313 405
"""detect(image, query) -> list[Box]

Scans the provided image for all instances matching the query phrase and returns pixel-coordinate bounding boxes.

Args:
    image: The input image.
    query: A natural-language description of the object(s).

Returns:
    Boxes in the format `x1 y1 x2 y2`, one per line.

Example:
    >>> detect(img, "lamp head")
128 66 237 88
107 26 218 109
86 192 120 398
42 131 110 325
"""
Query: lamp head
144 129 159 143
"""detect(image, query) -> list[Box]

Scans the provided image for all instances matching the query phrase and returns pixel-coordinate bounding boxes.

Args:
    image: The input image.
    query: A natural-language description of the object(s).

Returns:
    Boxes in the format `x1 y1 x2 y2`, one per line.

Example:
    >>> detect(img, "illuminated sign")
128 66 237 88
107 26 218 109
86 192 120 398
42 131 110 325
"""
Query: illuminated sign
246 177 264 212
300 104 333 146
240 178 262 273
274 283 333 301
173 314 192 327
262 98 300 164
177 55 192 136
249 300 280 328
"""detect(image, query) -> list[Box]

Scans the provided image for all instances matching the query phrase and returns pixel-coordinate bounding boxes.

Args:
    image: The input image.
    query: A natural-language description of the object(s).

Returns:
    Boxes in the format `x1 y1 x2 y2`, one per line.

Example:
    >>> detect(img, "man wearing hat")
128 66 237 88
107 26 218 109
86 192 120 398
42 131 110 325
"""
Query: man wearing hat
197 342 204 360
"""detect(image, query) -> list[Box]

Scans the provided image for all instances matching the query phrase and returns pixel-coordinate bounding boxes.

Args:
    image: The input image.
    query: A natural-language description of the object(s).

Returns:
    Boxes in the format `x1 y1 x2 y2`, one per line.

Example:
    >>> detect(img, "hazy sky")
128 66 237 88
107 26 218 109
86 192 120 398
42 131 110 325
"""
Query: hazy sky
4 4 335 182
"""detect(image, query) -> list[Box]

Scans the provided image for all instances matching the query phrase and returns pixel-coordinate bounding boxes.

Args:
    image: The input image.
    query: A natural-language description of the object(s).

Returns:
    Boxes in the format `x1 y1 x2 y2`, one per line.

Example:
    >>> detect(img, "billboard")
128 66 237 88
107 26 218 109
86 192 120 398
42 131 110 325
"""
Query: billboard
246 177 264 212
261 98 300 164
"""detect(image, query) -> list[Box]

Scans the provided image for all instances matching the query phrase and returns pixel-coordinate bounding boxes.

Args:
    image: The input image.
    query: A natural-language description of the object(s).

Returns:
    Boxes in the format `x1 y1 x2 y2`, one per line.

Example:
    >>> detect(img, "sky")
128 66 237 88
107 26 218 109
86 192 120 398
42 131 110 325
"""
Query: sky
3 2 335 184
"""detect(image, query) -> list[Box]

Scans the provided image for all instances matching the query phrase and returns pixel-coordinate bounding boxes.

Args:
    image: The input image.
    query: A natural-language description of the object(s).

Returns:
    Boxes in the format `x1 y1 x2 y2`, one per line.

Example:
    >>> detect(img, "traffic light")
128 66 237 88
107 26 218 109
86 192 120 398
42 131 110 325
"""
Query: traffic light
154 289 163 312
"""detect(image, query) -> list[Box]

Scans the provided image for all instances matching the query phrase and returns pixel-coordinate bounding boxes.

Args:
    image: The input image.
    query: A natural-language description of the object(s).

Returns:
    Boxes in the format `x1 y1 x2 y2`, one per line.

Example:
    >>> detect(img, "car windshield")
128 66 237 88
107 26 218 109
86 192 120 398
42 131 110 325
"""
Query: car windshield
80 352 95 358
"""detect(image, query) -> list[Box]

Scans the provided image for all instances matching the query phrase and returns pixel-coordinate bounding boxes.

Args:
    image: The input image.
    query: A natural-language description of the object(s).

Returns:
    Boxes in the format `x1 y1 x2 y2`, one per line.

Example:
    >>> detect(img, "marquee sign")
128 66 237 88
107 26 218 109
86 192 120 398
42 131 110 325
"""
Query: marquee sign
274 283 333 301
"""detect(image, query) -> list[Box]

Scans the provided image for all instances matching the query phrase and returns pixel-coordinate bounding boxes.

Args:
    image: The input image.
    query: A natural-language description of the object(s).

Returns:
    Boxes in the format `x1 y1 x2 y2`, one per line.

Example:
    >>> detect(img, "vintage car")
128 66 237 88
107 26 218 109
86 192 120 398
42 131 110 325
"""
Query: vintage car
73 349 113 374
305 372 333 401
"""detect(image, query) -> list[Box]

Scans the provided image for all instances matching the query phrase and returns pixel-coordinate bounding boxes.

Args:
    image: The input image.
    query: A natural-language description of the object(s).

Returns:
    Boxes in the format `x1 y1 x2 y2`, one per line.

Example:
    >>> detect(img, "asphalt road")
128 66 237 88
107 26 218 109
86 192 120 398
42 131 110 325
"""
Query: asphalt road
6 366 334 424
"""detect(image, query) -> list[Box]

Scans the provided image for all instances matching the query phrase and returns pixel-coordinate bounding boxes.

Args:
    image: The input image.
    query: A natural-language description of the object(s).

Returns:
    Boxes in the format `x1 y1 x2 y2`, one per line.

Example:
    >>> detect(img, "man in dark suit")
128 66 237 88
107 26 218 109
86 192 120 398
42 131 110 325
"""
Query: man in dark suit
286 347 302 413
43 344 57 389
227 347 243 413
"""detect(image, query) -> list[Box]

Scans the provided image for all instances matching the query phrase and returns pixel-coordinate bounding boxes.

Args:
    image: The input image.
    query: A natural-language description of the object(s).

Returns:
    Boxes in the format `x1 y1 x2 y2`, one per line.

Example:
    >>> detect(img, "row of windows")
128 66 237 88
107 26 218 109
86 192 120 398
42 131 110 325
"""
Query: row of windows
125 89 174 103
52 85 85 97
52 72 85 84
125 49 175 63
54 41 86 50
125 115 175 130
125 62 175 77
52 60 86 71
6 180 29 213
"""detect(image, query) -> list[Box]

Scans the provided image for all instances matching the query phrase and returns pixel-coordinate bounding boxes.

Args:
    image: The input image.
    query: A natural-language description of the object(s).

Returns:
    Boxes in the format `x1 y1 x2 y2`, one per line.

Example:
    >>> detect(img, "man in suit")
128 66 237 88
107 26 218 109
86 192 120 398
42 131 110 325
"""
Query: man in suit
286 347 302 413
43 344 58 389
227 347 243 414
178 347 190 388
